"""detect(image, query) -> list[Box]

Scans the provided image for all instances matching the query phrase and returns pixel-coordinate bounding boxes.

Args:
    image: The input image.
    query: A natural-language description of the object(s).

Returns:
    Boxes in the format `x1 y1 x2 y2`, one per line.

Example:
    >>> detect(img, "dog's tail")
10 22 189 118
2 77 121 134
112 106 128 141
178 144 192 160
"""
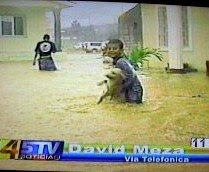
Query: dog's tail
97 80 107 86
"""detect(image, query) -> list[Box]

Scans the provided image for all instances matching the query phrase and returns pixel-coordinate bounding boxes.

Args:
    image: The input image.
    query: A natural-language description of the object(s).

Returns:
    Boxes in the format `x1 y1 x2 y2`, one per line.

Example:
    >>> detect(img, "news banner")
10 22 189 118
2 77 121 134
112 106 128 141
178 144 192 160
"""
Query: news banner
0 138 209 163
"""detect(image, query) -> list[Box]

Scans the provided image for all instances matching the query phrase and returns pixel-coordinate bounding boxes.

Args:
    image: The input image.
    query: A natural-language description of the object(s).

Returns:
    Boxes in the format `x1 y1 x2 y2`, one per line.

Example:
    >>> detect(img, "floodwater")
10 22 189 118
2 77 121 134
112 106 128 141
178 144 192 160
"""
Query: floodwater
0 53 209 171
0 53 209 145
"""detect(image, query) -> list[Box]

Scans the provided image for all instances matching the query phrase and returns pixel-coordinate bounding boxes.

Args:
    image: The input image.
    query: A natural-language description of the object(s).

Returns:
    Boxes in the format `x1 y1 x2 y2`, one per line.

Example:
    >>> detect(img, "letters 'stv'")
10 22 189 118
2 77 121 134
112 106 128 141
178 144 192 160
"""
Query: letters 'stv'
0 0 209 171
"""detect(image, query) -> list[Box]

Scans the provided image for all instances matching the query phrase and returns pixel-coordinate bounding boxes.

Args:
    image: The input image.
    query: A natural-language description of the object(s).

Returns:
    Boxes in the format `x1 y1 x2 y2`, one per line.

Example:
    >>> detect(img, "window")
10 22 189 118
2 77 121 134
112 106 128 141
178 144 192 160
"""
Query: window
0 15 24 36
158 6 168 48
91 43 101 46
14 17 24 35
182 6 190 48
158 6 191 50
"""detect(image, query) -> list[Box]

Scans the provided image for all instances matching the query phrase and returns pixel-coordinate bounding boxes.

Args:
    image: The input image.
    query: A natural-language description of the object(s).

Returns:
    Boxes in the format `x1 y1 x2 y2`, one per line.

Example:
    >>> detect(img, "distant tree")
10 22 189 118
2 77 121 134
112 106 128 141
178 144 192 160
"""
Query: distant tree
71 20 82 40
88 25 96 40
108 29 118 40
81 25 96 41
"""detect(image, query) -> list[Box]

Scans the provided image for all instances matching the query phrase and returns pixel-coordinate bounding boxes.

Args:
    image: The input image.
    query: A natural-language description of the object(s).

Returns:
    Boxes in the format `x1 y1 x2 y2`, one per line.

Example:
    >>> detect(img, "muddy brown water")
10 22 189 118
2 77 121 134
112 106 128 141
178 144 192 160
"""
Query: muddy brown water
0 53 209 171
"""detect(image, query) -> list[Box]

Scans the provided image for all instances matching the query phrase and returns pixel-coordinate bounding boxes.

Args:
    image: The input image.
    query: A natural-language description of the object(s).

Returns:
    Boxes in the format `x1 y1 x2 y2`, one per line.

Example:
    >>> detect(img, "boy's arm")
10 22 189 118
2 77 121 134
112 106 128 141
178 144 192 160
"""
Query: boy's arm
116 58 133 89
33 43 39 65
33 52 38 65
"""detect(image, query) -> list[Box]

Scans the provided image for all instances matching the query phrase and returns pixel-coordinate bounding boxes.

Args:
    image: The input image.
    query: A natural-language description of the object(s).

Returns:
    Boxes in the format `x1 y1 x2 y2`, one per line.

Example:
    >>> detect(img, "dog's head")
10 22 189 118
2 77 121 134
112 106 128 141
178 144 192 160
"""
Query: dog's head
105 68 124 80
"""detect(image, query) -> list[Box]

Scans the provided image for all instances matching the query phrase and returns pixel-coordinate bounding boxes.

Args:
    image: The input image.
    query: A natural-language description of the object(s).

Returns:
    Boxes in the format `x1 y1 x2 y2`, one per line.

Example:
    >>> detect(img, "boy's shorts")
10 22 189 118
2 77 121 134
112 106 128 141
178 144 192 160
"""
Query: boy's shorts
38 57 57 71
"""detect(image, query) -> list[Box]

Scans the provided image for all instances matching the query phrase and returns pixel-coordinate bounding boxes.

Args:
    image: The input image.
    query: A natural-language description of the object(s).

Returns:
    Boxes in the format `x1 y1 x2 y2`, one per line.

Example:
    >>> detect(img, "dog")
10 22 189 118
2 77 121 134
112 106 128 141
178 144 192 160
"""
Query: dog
103 56 114 69
97 68 125 104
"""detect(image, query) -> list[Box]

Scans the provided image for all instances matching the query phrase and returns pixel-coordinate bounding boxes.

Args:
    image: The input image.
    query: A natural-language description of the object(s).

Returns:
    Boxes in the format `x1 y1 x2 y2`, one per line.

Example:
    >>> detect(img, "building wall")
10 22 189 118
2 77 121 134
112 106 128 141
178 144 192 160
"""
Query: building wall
141 4 209 71
141 4 169 69
0 6 51 57
183 7 209 71
118 4 143 53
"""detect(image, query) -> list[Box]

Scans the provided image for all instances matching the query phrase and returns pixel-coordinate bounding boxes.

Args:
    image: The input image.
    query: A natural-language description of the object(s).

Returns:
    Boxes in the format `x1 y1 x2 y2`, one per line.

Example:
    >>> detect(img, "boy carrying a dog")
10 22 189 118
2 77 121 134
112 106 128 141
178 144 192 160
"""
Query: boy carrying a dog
105 39 143 104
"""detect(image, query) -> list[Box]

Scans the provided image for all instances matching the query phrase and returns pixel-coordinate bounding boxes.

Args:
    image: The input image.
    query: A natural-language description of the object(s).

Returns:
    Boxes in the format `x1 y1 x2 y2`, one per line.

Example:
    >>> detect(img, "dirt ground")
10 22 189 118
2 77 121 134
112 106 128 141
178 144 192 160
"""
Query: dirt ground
0 53 209 171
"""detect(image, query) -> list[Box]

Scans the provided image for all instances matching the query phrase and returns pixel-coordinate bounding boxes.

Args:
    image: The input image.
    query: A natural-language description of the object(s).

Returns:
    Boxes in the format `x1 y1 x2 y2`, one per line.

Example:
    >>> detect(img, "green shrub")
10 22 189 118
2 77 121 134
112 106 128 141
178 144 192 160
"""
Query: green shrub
129 47 163 69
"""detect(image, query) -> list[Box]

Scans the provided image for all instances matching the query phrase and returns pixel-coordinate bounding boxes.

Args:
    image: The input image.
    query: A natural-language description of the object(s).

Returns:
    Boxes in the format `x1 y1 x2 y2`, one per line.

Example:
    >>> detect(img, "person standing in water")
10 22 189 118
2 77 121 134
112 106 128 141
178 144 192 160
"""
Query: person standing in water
33 34 57 71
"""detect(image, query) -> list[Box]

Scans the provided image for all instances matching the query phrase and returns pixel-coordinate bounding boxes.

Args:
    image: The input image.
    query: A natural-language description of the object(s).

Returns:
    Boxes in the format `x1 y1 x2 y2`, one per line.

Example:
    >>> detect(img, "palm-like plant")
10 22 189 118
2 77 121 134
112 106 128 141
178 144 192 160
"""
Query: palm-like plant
128 47 163 69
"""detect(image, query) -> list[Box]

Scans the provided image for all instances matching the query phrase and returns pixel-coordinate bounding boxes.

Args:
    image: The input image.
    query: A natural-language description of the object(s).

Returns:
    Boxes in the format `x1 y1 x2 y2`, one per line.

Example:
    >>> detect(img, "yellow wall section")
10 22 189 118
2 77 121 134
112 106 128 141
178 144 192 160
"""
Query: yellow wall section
0 7 51 55
190 7 209 71
141 4 209 71
141 4 169 69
